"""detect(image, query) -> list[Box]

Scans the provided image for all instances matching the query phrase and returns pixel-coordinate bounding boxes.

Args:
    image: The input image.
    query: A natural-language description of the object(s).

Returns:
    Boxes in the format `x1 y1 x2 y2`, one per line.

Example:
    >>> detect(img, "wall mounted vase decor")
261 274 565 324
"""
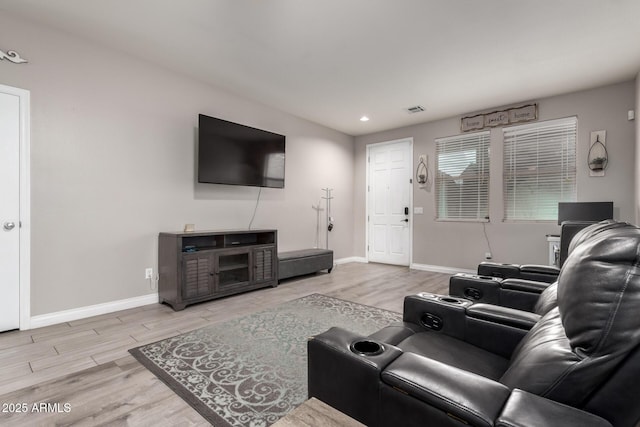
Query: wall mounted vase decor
588 130 608 177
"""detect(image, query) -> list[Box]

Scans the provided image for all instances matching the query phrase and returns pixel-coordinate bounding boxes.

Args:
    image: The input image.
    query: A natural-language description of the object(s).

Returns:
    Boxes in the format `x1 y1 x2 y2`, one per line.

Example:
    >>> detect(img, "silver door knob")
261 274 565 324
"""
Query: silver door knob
3 222 16 231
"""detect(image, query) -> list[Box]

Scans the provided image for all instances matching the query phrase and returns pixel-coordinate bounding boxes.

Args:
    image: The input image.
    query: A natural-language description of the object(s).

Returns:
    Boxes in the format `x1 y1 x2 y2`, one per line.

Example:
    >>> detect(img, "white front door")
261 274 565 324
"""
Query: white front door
0 87 22 331
367 139 412 266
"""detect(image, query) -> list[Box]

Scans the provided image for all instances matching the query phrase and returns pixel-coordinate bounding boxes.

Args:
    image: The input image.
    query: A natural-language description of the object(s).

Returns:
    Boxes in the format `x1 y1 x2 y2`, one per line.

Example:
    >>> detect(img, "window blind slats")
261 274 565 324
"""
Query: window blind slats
503 117 577 221
435 131 490 221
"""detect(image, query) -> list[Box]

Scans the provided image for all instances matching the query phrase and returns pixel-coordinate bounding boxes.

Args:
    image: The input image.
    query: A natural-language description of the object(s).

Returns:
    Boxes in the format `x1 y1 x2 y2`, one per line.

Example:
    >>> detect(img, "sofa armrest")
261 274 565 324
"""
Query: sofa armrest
478 262 558 283
501 278 550 293
478 261 522 279
466 303 541 330
518 264 560 283
308 327 402 426
381 352 511 427
403 293 472 340
497 389 612 427
497 278 551 312
519 264 560 276
463 304 534 358
449 274 551 312
367 321 423 345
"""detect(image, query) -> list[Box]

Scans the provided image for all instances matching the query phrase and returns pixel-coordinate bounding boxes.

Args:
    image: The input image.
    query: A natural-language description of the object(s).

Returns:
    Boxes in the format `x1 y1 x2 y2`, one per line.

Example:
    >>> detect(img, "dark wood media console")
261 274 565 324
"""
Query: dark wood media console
158 229 278 311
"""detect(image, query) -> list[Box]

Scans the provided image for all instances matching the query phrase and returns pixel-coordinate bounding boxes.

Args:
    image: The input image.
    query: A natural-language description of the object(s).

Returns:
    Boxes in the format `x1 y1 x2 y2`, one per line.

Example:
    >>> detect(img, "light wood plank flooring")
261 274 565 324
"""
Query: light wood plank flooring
0 262 450 426
272 397 364 427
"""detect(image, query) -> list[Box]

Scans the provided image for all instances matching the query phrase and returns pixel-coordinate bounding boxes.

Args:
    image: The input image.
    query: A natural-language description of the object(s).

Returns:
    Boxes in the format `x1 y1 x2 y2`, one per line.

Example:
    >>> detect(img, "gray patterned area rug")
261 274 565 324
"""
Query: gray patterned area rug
129 294 401 426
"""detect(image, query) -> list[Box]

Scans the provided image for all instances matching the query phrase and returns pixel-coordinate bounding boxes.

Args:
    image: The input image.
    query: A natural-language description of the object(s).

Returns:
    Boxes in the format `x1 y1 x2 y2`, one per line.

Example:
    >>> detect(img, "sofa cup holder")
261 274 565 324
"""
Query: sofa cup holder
438 296 463 304
350 340 385 356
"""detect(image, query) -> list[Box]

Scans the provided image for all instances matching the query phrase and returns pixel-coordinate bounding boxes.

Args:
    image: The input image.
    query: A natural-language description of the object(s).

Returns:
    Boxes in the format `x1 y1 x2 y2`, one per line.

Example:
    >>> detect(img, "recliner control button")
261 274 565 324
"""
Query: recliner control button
420 313 443 331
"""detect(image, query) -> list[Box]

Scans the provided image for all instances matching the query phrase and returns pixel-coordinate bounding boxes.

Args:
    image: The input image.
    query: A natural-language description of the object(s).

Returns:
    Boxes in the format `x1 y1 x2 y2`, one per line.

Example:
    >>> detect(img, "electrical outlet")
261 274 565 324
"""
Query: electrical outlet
145 268 153 279
484 252 492 260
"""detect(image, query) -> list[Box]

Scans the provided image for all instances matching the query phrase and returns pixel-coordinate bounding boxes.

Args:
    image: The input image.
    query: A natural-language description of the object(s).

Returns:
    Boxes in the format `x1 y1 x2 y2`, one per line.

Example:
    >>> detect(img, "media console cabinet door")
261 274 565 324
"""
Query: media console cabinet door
253 246 277 283
181 252 215 300
216 248 251 292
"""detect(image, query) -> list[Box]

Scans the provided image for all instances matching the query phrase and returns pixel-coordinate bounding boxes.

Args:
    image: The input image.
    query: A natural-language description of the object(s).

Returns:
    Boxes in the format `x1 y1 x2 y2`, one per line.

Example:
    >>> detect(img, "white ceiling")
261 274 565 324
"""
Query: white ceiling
2 0 640 136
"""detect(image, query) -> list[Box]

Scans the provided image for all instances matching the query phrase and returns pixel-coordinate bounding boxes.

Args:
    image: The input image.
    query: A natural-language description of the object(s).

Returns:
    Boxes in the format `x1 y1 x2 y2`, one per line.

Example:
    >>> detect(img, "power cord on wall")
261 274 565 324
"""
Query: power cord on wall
148 274 157 291
482 221 493 259
248 187 262 230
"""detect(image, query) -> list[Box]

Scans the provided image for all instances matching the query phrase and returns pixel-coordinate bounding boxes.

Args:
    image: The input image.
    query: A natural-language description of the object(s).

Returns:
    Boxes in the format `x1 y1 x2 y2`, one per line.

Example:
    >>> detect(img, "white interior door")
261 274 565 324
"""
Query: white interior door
0 88 22 331
367 139 412 266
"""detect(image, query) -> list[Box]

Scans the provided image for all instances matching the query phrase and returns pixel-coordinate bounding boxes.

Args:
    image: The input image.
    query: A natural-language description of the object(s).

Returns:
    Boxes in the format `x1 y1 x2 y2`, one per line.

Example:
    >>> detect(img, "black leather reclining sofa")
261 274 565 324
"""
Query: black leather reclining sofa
308 221 640 427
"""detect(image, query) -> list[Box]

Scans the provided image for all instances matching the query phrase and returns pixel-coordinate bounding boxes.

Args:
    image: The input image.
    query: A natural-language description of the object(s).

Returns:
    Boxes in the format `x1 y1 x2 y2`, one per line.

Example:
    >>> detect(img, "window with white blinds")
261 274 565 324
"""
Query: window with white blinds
503 117 577 221
435 131 490 221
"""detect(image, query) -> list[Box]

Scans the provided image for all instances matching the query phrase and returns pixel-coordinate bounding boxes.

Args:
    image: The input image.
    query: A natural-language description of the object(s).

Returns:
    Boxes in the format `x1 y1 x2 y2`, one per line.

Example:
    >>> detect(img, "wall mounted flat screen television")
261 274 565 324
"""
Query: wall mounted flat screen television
557 202 613 225
198 114 285 188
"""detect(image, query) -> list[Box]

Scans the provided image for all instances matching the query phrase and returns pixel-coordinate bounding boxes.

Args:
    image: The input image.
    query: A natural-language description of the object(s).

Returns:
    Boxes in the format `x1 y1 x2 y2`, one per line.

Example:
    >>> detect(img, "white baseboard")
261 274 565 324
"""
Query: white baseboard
333 258 472 275
26 262 467 330
335 256 368 265
28 293 159 330
410 263 475 275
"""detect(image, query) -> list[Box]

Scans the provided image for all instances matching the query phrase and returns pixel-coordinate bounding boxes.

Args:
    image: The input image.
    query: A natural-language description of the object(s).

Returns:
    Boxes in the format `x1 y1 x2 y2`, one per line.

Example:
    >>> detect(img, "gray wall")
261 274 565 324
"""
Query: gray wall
0 14 355 316
636 74 640 224
355 81 636 270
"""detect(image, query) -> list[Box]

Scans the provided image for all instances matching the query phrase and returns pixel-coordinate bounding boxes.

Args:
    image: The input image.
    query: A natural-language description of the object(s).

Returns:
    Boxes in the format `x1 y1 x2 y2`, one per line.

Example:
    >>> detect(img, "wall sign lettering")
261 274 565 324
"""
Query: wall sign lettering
461 114 484 131
461 104 537 132
484 111 509 127
508 104 537 123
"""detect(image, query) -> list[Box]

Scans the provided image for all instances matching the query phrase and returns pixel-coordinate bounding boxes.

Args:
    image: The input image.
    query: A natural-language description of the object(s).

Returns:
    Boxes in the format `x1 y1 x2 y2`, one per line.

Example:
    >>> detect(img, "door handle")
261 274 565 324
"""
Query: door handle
401 219 409 223
3 222 16 231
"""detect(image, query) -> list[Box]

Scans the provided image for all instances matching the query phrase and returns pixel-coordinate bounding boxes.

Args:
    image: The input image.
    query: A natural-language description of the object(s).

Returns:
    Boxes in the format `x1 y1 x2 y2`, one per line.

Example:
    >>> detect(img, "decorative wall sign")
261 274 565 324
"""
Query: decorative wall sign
460 114 484 132
508 104 537 123
461 103 537 132
0 48 28 64
484 110 509 127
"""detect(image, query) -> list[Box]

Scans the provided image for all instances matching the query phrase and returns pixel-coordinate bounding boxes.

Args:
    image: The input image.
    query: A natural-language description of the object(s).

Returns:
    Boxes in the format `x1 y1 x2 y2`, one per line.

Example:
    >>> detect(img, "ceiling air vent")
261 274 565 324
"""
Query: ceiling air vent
407 105 425 114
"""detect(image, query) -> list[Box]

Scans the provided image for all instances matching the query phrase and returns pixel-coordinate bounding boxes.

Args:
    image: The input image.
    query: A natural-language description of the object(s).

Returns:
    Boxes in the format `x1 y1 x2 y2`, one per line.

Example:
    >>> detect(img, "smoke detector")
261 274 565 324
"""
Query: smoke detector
407 105 425 114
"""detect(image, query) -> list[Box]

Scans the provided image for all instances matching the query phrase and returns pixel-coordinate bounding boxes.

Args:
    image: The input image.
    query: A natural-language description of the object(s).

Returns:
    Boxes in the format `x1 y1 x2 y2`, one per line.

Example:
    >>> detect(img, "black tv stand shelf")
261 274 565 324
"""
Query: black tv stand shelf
158 229 278 311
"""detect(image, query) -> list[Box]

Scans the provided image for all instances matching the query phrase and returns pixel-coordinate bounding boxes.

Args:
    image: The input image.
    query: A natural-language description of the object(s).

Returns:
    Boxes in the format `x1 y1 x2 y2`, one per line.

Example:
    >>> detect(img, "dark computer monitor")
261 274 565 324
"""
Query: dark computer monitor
557 202 613 225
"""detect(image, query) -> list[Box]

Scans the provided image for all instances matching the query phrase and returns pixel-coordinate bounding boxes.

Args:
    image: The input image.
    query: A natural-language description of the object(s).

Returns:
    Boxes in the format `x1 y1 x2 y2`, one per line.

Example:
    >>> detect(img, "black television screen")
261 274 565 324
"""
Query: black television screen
557 202 613 225
198 114 285 188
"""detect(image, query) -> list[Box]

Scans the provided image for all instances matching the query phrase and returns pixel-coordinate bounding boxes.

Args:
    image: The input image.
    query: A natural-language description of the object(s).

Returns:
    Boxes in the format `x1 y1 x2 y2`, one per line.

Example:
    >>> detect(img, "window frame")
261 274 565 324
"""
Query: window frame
435 130 491 222
502 116 577 222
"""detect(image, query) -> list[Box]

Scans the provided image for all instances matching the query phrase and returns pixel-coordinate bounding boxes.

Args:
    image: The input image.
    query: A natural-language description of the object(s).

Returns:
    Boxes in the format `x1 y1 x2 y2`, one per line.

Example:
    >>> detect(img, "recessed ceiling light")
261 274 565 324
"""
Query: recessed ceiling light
360 116 370 122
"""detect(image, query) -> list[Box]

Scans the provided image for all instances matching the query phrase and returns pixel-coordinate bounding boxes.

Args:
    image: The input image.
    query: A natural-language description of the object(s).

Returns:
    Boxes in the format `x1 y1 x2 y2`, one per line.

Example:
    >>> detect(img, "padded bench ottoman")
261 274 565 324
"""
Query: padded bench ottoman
278 249 333 282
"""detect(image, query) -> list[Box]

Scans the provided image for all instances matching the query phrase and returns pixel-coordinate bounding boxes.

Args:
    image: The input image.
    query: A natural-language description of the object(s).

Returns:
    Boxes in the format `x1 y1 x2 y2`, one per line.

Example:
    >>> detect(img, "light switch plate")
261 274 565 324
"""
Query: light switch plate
414 207 424 214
